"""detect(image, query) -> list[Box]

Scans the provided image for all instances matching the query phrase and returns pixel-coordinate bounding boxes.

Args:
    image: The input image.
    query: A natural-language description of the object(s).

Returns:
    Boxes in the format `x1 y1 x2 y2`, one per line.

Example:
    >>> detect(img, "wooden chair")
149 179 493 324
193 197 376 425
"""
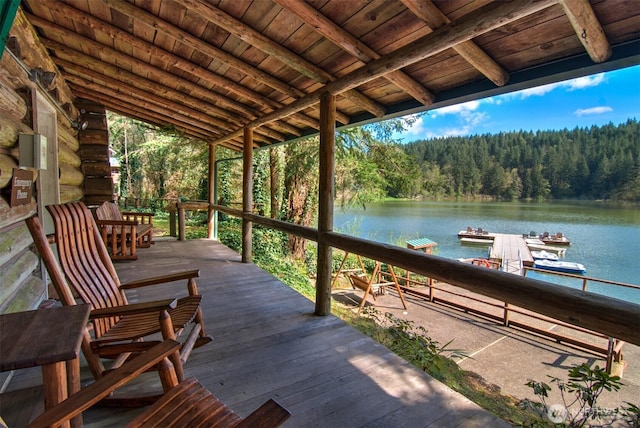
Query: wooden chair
94 201 154 261
28 340 291 428
25 202 212 398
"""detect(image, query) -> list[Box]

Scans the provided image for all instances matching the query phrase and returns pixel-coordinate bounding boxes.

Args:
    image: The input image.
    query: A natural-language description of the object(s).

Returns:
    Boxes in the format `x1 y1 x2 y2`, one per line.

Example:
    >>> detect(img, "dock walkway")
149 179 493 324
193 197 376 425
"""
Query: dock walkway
488 233 533 275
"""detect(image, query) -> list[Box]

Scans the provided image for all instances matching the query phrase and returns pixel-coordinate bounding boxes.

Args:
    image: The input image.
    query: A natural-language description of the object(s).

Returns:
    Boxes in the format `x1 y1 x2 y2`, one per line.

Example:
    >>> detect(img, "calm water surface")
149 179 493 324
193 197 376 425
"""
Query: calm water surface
333 200 640 304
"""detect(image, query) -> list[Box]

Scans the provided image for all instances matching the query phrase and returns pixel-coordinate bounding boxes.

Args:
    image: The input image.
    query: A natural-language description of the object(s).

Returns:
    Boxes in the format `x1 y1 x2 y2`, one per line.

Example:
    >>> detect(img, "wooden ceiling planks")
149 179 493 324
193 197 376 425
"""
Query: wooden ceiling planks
16 0 640 149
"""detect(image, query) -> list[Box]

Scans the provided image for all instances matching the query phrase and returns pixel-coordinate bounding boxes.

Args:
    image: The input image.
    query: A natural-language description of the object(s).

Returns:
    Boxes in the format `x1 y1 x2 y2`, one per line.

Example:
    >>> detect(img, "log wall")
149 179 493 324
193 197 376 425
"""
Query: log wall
0 8 111 314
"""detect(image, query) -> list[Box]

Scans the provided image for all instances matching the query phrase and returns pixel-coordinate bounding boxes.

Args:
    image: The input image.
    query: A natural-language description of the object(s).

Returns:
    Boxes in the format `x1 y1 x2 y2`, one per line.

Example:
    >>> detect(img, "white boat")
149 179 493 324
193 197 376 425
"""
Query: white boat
460 237 492 246
530 250 559 261
533 259 585 275
526 243 567 256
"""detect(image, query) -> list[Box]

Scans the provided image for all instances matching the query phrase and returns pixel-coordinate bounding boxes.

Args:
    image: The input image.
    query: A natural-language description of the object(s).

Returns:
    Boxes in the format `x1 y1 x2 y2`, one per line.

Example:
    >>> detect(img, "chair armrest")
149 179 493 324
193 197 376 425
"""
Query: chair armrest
234 399 291 428
27 340 181 428
89 299 177 319
95 219 138 226
120 269 200 289
121 211 154 218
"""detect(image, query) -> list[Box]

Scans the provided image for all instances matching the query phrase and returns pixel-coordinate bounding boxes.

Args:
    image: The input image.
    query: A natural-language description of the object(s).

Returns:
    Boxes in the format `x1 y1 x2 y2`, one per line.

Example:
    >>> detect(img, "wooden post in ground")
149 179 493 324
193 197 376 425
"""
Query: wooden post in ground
316 92 335 316
242 127 253 263
207 143 216 239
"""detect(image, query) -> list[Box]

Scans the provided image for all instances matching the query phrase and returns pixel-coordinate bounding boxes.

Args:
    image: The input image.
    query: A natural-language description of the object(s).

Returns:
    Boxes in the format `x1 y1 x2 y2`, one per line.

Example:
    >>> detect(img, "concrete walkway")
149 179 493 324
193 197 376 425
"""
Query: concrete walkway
333 284 639 419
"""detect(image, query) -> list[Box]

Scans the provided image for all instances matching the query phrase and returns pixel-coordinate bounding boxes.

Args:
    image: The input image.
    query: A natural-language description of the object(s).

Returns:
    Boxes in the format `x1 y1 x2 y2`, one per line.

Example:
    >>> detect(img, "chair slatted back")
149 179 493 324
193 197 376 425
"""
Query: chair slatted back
95 202 125 234
46 202 128 338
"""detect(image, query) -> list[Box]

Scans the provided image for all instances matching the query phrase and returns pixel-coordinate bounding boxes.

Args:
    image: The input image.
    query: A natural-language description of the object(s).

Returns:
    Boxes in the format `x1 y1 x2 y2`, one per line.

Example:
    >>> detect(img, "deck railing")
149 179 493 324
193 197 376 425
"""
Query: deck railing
523 266 640 294
181 203 640 348
380 268 623 369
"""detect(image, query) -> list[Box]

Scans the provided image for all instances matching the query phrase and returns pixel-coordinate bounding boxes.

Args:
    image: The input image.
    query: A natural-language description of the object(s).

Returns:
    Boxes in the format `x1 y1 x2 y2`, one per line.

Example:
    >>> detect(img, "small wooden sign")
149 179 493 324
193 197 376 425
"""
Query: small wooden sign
10 168 34 206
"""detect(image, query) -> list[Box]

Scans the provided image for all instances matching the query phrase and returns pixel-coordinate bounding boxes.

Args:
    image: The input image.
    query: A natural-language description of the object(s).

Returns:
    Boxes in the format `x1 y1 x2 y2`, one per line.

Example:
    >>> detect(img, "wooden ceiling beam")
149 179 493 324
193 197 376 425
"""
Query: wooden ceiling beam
70 86 231 145
67 80 245 143
400 0 510 87
273 0 435 106
173 0 386 118
104 0 325 134
28 14 259 120
558 0 612 63
39 38 255 123
64 73 229 138
102 0 305 100
36 24 312 139
55 58 235 132
30 4 270 113
211 0 555 146
29 2 336 129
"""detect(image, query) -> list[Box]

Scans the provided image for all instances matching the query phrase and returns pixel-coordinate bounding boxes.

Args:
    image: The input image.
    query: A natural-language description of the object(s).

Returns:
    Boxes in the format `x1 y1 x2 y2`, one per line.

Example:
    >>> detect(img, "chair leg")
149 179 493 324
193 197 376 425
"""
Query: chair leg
186 278 213 345
158 310 184 382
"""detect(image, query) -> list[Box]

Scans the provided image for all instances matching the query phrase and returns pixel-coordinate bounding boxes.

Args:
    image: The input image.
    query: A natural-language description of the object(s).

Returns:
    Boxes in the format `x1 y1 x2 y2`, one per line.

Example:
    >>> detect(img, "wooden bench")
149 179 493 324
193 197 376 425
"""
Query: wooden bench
94 201 154 260
28 340 291 428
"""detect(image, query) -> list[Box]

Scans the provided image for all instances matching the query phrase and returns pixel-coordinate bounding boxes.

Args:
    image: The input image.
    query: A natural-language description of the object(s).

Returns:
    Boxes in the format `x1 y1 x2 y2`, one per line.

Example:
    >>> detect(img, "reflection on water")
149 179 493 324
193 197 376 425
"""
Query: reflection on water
334 200 640 303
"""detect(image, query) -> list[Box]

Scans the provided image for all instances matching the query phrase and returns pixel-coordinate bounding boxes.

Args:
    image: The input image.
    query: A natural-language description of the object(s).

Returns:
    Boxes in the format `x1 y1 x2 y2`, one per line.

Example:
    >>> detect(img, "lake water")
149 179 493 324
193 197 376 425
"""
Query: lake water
333 200 640 304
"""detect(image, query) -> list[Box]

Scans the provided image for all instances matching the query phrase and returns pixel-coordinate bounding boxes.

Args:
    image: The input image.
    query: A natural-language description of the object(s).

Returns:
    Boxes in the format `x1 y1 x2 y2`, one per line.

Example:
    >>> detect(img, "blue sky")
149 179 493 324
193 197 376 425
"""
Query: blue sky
395 64 639 143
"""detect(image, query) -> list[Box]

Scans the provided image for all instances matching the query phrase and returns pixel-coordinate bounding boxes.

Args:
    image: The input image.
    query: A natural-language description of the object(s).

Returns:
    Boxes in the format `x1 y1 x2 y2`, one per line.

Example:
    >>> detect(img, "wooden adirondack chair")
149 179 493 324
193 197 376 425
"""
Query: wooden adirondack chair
25 202 212 398
94 201 154 261
28 340 291 428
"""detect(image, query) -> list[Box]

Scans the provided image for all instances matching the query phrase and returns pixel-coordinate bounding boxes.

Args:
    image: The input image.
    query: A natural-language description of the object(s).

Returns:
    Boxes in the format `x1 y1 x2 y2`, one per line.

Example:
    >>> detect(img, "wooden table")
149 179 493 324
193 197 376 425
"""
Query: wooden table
0 304 91 428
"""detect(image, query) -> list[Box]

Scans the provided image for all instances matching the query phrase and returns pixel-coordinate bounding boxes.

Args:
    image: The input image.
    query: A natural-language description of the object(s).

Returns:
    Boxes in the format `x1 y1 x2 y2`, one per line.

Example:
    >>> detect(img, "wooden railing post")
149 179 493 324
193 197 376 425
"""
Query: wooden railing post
316 92 335 316
169 208 176 237
242 126 253 263
504 302 510 326
178 204 185 241
208 143 216 240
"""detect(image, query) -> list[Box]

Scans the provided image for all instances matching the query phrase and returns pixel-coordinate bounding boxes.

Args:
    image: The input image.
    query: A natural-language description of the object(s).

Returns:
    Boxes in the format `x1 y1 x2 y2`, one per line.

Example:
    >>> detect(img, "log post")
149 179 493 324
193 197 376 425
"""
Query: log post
242 127 253 263
316 92 335 316
207 143 216 239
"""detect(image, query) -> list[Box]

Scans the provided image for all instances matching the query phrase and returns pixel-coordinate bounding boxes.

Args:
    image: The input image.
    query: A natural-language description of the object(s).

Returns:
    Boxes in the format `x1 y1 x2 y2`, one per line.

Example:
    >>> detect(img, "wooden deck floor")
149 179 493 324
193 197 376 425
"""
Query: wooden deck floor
1 238 509 427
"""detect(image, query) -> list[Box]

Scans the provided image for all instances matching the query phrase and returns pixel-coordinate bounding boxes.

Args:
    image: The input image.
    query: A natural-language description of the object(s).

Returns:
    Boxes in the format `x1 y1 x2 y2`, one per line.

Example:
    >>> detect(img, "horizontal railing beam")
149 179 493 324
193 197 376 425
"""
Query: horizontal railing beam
210 206 640 345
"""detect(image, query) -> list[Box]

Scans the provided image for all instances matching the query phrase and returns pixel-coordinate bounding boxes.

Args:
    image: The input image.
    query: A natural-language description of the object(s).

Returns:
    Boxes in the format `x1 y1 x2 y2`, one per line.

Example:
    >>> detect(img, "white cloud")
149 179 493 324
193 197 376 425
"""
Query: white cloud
517 82 562 98
430 100 480 117
574 106 612 116
496 72 607 101
567 73 605 90
439 126 473 138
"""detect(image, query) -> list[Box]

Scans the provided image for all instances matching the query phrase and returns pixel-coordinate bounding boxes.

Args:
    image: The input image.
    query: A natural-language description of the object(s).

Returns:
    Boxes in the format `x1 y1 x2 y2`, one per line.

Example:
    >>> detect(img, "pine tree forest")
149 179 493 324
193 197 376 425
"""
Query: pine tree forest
108 114 640 216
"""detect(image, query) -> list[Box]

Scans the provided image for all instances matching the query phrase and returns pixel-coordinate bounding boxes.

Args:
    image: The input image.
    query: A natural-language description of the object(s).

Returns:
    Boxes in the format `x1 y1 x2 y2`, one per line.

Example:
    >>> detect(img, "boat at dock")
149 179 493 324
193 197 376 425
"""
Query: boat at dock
457 227 493 239
530 250 559 261
526 242 567 256
525 231 571 245
533 259 585 275
460 237 493 246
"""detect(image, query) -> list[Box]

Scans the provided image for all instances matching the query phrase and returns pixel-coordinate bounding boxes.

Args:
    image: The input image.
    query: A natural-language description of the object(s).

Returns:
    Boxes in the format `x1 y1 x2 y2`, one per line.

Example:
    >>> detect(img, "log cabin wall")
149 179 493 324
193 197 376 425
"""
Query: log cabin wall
76 99 113 206
0 8 105 314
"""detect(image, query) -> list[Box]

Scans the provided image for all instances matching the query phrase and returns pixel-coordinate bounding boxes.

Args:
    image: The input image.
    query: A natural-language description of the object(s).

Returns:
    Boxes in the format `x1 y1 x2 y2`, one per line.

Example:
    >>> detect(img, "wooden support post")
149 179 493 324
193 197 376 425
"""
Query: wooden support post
242 126 253 263
207 143 216 239
504 302 511 327
178 205 185 241
169 208 176 237
316 92 335 316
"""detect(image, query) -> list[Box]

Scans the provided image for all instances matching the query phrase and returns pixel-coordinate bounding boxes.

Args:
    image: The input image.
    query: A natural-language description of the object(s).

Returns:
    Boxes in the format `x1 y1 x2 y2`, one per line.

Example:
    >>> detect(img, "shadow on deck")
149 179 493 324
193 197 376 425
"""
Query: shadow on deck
2 238 509 427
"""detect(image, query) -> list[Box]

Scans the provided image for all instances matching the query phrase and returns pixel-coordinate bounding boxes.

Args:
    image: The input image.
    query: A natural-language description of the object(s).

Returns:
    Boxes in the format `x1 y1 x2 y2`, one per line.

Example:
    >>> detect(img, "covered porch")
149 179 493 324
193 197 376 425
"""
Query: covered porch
2 237 509 427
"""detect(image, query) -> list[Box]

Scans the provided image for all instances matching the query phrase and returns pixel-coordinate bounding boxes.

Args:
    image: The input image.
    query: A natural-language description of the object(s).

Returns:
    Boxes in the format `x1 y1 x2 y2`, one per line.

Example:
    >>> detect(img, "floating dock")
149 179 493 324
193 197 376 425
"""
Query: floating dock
488 233 534 275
